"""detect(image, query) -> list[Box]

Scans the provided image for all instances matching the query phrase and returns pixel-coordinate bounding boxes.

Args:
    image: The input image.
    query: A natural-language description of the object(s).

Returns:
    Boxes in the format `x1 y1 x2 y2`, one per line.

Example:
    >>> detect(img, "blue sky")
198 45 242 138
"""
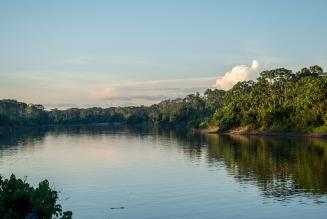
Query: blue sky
1 0 327 107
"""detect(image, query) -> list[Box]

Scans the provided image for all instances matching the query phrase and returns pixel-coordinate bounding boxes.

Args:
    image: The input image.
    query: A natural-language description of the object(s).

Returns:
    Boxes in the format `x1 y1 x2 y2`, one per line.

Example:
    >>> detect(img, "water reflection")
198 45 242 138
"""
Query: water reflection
161 131 327 202
1 126 327 203
143 129 327 202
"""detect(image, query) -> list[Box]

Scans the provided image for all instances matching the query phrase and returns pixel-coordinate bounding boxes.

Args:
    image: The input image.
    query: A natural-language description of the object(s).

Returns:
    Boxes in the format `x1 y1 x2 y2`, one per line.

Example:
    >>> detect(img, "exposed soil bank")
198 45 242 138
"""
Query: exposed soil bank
192 127 327 138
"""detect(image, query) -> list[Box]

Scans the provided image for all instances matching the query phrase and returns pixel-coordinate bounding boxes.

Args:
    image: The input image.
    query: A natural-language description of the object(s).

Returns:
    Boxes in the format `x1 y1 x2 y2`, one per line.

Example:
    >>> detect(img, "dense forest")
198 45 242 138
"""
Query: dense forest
1 65 327 133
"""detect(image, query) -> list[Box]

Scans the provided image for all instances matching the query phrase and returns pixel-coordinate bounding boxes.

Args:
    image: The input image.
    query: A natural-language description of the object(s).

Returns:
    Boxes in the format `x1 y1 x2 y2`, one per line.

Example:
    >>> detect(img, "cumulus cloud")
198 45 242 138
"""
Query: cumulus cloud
214 60 259 90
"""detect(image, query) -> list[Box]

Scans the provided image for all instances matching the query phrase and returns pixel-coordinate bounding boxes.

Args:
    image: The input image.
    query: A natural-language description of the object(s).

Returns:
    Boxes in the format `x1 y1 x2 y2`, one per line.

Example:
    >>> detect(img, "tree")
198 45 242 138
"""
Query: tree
309 65 323 74
298 67 311 77
204 89 225 115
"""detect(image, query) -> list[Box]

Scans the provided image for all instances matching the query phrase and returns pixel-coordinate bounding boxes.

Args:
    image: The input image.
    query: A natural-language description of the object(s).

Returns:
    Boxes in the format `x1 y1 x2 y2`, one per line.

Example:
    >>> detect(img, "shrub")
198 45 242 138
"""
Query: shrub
0 174 72 219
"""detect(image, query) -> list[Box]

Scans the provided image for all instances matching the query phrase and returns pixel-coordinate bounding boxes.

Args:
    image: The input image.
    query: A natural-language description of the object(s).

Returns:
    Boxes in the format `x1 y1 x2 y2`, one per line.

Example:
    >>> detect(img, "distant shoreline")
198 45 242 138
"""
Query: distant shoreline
2 124 327 139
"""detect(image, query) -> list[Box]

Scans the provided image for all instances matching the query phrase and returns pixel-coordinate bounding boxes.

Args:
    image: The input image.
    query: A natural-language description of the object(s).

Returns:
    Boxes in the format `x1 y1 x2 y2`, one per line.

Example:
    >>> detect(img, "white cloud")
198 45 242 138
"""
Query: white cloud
214 60 259 90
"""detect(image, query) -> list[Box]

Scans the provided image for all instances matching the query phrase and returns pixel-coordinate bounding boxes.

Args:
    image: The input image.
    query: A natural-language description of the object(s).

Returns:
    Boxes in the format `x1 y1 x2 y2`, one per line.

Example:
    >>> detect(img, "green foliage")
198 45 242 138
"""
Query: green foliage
312 126 327 133
0 174 72 219
212 65 327 132
0 89 225 128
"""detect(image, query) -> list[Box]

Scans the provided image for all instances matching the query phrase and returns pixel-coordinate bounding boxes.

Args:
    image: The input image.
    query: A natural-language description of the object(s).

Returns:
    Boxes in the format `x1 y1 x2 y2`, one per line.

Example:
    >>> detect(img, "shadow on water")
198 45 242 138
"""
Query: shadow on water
1 125 327 203
0 128 47 158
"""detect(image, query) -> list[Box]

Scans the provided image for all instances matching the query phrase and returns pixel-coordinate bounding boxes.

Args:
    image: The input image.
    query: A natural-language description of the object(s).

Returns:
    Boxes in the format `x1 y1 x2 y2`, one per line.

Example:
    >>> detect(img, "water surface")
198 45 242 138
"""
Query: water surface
0 126 327 219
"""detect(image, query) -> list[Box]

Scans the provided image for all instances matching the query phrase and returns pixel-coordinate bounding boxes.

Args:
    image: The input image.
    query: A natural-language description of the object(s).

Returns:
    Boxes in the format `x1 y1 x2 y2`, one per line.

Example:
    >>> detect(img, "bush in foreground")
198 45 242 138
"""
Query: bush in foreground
0 174 72 219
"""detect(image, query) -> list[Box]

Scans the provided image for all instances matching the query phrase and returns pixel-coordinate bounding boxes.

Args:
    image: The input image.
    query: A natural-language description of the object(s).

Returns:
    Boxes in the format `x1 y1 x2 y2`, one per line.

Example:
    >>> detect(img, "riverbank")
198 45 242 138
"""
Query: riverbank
2 124 327 138
193 126 327 138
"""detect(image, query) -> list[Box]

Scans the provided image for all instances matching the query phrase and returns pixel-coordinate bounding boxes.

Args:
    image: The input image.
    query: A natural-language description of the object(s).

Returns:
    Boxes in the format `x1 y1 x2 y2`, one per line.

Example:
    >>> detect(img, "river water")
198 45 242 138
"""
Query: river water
0 126 326 218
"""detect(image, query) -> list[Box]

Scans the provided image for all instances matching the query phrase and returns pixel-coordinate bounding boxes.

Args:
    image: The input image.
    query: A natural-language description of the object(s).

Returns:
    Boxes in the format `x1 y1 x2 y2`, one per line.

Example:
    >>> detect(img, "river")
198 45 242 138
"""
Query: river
0 126 326 218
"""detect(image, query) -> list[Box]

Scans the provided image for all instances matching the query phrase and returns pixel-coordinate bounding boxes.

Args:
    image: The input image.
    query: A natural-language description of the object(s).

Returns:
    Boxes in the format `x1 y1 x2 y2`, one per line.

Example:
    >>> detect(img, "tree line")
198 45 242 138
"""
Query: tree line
1 65 326 132
0 90 225 128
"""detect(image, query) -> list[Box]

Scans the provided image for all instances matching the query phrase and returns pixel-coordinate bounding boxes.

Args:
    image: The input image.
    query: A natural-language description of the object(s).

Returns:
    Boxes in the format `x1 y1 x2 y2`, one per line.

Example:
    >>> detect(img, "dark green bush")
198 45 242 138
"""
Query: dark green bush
0 174 72 219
